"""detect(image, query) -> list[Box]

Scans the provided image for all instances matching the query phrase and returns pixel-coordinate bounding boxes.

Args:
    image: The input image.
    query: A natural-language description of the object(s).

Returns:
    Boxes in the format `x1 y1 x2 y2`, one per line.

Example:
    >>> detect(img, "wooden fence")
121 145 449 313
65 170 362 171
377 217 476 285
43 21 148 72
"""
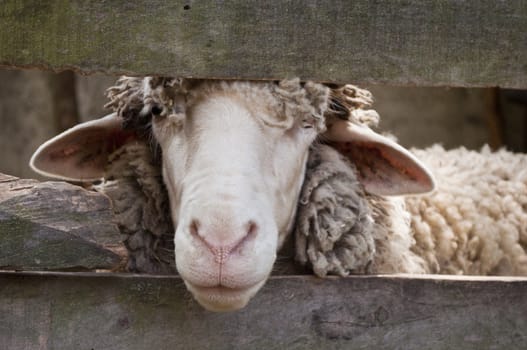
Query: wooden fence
1 1 527 349
1 0 526 88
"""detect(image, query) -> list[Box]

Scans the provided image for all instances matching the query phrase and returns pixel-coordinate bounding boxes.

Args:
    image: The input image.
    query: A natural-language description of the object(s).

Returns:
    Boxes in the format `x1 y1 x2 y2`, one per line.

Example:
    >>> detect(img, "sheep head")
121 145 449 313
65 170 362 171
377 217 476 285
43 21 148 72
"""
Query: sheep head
30 77 434 312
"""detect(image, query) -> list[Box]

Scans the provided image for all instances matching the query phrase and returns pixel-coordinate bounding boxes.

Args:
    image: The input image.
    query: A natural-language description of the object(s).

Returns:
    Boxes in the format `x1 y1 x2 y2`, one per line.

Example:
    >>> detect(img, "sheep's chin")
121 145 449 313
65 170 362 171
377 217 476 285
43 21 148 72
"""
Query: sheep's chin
185 280 266 312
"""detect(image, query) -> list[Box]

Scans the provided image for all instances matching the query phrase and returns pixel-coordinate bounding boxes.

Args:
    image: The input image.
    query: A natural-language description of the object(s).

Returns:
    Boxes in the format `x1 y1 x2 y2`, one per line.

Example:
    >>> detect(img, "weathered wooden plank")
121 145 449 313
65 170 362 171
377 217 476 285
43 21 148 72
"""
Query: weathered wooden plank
0 272 526 349
0 174 125 271
0 1 525 88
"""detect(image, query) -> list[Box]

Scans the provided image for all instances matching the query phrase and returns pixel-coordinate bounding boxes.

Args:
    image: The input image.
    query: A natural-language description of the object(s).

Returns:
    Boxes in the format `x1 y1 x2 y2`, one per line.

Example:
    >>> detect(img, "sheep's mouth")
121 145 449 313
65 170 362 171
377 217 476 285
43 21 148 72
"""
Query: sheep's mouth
185 281 265 312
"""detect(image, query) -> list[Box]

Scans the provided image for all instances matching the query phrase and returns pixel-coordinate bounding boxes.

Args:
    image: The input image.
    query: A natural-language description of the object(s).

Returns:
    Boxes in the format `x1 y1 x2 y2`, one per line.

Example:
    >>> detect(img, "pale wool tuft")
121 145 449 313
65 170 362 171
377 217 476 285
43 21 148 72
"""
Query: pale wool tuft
407 145 527 275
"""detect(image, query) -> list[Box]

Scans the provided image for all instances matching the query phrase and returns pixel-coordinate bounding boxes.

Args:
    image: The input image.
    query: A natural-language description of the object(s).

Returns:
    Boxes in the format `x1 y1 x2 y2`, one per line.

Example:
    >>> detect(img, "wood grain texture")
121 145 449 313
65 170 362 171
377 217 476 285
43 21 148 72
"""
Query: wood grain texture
0 174 125 271
0 1 525 88
0 272 526 349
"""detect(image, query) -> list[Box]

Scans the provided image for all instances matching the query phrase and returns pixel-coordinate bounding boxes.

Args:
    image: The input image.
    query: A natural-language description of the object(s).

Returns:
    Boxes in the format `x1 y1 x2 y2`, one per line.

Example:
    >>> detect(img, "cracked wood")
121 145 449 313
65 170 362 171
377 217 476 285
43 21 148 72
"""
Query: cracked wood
0 173 125 271
0 272 526 349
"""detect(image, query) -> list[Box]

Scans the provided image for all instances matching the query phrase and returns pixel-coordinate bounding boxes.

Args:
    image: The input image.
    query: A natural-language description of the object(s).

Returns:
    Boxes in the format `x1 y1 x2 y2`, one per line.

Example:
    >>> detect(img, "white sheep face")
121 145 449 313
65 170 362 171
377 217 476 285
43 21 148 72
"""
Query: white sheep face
151 86 319 311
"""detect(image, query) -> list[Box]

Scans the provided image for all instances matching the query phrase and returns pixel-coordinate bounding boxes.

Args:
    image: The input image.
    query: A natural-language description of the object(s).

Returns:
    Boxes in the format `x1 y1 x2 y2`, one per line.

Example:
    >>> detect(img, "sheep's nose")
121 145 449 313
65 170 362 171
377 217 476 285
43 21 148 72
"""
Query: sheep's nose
189 219 258 264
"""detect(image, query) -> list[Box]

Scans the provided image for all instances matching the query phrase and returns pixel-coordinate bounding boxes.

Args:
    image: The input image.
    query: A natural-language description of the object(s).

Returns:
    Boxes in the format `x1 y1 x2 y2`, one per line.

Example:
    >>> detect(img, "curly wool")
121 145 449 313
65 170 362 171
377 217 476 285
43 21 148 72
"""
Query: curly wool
105 76 377 137
295 145 428 276
295 144 375 276
407 145 527 275
95 142 175 274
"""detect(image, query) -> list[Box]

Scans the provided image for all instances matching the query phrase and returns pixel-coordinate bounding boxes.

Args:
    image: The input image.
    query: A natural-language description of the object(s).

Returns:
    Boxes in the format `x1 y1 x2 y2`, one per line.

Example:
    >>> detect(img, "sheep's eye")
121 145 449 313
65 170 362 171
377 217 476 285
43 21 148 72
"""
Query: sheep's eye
302 117 314 129
151 105 164 118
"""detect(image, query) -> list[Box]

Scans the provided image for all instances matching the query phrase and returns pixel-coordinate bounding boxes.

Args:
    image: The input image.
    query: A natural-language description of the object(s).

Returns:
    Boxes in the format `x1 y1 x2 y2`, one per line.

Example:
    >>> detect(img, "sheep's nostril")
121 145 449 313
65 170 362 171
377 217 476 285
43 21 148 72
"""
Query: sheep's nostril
246 220 258 239
189 219 200 237
189 218 212 249
230 220 258 253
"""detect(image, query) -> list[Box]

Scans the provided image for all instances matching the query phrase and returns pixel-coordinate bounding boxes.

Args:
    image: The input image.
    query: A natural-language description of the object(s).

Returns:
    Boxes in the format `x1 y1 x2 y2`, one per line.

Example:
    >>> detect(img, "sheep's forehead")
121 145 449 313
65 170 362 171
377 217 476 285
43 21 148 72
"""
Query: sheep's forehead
147 79 329 132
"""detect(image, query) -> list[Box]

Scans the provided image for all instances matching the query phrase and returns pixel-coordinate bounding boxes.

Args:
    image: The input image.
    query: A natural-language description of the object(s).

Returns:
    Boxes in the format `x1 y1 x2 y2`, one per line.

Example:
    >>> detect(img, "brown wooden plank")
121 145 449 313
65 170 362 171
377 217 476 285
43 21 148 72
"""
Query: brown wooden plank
0 272 526 349
0 1 525 88
0 174 125 271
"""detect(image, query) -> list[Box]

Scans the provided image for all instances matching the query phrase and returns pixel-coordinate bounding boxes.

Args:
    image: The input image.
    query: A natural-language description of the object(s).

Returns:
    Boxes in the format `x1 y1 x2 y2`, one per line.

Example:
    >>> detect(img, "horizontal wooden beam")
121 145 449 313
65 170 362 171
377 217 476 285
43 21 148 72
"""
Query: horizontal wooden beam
1 272 526 349
0 1 525 88
0 173 125 271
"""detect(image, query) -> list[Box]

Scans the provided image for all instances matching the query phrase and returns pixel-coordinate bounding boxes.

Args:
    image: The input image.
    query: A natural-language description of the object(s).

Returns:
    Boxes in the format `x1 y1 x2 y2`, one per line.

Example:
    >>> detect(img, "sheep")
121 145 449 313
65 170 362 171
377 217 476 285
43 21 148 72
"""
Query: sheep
30 77 527 312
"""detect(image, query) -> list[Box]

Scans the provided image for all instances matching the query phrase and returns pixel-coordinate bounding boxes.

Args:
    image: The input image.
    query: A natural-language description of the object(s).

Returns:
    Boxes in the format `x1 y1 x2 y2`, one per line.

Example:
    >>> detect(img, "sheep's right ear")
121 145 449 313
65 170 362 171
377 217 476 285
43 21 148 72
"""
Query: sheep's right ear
30 113 135 181
323 119 436 196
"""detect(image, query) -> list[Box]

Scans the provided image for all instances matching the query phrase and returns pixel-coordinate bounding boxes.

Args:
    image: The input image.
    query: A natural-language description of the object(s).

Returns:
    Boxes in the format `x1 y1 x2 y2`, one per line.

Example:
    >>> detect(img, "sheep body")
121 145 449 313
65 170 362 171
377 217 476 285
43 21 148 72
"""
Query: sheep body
407 145 527 275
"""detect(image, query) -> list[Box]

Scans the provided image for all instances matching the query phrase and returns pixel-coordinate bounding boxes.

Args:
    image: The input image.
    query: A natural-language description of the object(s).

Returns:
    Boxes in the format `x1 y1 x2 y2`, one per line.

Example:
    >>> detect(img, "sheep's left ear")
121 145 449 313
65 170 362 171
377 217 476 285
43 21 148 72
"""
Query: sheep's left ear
30 113 135 182
323 119 436 196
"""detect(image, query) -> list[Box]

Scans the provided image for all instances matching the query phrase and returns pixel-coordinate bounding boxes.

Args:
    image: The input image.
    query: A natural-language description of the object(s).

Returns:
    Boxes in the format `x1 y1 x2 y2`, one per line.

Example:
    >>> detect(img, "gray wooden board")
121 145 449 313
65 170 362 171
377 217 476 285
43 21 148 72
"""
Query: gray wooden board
0 174 125 271
0 1 525 88
0 271 526 349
